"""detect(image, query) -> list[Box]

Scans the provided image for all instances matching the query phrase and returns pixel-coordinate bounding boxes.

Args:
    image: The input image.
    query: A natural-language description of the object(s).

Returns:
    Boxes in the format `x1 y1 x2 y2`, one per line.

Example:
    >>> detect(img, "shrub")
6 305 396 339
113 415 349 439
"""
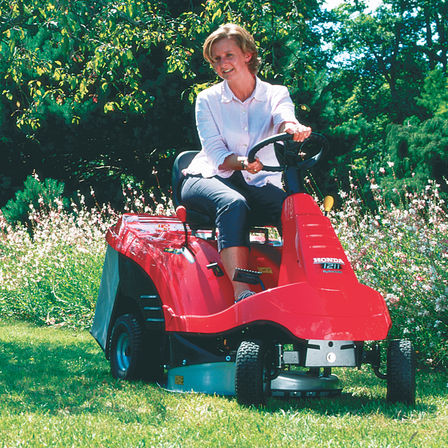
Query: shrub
0 193 111 329
1 174 68 226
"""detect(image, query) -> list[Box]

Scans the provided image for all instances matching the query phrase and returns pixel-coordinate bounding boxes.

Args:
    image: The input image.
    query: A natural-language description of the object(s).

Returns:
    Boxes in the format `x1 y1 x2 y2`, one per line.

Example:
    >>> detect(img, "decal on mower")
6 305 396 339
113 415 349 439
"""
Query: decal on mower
313 257 344 272
164 248 183 254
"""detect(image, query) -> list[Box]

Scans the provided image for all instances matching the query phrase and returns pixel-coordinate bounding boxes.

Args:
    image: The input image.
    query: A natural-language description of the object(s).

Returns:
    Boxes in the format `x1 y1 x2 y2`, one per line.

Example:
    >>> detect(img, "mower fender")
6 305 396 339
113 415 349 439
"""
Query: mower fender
162 281 391 341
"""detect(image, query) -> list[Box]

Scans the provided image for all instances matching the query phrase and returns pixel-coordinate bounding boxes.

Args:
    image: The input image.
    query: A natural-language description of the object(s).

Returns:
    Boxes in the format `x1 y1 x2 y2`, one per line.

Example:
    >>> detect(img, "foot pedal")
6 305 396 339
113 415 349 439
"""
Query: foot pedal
233 268 265 290
206 262 224 277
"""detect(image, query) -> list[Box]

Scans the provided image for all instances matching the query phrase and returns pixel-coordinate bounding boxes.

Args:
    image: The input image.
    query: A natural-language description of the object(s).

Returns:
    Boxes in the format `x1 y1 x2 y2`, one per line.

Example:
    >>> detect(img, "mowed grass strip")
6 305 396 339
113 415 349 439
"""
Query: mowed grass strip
0 320 447 448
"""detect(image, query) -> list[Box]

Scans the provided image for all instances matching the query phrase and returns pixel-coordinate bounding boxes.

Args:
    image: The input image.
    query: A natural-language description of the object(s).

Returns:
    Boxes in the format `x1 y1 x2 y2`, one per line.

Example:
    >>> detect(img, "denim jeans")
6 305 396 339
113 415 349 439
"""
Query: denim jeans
180 171 286 251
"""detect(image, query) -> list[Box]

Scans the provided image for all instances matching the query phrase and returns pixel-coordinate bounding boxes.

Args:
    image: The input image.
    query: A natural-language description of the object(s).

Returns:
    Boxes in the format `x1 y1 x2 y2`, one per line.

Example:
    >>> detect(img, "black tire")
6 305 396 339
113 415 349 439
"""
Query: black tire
235 340 271 406
109 314 164 381
109 314 145 380
386 339 416 405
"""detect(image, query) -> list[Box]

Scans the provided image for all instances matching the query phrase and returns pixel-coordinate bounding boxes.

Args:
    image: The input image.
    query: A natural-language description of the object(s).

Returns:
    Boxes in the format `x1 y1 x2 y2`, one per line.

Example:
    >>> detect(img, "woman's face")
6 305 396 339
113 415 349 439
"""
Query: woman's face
211 38 253 81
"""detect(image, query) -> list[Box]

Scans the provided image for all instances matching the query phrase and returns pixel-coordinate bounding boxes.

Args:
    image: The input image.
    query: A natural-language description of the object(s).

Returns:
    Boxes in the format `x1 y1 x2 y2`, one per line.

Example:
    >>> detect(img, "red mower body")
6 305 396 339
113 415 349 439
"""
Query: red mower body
91 133 416 406
105 192 391 342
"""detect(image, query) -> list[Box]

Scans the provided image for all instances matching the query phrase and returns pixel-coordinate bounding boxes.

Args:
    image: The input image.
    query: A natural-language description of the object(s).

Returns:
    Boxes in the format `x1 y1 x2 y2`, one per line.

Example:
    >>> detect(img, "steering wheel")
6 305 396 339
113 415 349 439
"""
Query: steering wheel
247 132 328 172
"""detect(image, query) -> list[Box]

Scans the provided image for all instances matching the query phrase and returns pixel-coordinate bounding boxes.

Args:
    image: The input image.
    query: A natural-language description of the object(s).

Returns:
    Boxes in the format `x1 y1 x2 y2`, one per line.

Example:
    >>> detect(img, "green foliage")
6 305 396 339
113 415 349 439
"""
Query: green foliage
1 0 161 130
416 68 448 118
383 116 448 193
328 1 423 129
324 0 448 191
1 174 67 226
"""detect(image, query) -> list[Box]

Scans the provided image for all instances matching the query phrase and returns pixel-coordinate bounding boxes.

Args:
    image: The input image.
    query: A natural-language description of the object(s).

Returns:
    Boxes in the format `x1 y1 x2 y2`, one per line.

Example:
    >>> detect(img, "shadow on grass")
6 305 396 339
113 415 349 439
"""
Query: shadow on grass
261 392 433 420
0 330 137 416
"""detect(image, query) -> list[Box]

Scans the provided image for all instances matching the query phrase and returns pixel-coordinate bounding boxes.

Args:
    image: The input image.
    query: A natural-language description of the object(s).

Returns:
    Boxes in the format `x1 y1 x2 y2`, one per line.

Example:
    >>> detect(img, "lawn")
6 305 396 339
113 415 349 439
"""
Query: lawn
0 320 447 448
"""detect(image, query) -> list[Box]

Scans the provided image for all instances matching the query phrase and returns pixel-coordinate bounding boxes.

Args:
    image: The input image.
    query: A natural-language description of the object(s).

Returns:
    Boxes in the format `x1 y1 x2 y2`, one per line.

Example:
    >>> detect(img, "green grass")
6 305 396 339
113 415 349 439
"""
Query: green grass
0 320 447 447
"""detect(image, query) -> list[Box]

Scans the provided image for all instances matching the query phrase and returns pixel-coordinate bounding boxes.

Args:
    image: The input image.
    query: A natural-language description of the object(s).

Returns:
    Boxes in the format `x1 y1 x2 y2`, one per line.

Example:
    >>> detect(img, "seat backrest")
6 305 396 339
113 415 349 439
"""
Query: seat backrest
171 150 199 208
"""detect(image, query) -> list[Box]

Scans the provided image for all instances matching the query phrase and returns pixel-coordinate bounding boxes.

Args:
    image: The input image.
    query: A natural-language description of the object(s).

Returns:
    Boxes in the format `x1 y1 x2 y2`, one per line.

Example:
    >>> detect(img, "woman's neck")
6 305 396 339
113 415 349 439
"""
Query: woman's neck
227 74 256 102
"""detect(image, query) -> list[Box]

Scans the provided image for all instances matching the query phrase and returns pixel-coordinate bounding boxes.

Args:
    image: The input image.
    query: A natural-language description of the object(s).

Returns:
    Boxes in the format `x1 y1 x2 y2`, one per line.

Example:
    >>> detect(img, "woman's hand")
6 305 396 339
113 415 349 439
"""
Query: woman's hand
242 157 263 174
281 122 312 142
220 154 263 174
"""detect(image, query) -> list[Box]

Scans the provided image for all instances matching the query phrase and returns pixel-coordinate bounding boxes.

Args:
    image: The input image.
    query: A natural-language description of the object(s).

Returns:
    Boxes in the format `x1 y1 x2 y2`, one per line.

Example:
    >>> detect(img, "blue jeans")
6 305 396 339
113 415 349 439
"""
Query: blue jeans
180 172 286 251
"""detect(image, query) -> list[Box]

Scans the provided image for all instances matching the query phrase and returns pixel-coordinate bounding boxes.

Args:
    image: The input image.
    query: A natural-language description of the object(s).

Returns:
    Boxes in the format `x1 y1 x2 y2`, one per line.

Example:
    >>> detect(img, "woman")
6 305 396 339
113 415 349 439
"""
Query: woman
181 23 311 302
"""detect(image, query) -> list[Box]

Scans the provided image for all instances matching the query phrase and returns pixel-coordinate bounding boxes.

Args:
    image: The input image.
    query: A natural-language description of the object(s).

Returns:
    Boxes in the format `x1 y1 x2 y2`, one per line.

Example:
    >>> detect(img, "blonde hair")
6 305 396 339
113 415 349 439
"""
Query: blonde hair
203 23 260 74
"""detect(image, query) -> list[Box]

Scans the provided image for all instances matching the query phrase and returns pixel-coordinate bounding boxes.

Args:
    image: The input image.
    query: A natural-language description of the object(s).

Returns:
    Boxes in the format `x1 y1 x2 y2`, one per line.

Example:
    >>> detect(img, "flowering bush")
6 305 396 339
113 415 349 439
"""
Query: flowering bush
0 174 446 368
0 184 173 329
332 171 448 368
0 194 110 329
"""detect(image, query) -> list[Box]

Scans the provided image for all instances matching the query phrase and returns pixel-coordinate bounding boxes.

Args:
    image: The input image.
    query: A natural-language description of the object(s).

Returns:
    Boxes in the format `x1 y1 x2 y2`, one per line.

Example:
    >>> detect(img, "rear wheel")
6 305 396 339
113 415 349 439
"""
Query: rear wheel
235 339 271 406
109 314 163 381
386 339 416 405
110 314 144 380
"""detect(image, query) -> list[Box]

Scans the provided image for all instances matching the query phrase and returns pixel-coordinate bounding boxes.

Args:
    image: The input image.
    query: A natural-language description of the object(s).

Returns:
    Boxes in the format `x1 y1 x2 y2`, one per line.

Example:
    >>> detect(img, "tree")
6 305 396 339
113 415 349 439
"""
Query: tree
416 68 448 118
0 0 326 206
382 68 448 194
323 0 448 194
419 0 448 71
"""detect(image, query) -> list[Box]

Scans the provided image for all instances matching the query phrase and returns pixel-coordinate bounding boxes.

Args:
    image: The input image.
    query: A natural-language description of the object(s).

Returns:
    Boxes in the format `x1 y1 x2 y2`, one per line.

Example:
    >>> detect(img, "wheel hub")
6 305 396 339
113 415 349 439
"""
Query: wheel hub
116 332 130 371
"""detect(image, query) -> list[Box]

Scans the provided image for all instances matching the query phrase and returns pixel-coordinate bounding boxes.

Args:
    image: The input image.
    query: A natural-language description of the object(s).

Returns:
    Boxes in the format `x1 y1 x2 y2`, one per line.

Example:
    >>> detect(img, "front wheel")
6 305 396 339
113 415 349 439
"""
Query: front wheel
386 339 416 405
235 340 271 406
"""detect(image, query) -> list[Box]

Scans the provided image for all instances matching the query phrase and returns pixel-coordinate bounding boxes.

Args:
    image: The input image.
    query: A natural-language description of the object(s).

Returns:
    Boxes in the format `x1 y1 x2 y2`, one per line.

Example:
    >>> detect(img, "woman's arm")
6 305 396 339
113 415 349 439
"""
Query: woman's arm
195 90 233 169
272 86 311 141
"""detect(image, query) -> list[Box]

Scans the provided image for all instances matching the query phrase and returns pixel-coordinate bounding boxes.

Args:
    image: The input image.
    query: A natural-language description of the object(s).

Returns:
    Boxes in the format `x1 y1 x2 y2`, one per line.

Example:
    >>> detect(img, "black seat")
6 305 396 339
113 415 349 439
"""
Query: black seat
172 151 198 208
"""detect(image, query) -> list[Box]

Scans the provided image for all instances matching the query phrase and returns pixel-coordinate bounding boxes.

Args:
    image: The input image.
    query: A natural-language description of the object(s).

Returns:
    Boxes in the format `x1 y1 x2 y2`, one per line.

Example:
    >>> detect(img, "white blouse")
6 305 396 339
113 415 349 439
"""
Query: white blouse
184 77 299 188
